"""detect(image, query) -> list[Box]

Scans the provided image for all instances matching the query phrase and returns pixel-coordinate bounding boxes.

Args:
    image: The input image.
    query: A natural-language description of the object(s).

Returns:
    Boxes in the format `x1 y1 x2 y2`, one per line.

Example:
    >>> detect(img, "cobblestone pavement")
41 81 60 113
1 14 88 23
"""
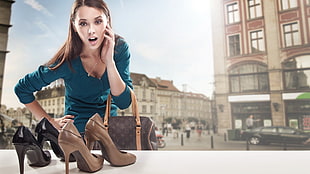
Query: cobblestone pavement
158 130 310 151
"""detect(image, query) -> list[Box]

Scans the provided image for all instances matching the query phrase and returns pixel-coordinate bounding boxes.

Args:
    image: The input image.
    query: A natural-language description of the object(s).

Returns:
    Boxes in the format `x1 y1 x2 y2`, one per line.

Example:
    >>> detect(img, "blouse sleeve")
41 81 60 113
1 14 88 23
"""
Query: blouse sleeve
111 38 133 109
14 64 67 104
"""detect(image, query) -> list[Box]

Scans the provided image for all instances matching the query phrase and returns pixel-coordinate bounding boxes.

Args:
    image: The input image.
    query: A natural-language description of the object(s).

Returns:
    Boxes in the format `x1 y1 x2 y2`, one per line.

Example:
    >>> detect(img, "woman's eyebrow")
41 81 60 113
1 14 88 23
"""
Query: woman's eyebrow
95 15 103 20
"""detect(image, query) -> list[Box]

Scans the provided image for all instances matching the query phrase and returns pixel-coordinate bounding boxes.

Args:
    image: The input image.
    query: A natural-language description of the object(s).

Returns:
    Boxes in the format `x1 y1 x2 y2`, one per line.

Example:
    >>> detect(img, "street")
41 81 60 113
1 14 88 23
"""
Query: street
158 130 310 151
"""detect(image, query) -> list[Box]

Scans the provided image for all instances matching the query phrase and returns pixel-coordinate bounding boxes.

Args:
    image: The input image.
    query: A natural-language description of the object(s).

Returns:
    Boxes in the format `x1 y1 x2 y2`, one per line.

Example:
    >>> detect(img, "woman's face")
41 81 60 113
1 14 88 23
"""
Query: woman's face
73 6 108 51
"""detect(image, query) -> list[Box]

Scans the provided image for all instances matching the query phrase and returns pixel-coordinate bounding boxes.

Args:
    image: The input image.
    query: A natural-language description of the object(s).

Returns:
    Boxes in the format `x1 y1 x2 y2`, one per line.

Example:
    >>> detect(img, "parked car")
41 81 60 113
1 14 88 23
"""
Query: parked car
241 126 310 145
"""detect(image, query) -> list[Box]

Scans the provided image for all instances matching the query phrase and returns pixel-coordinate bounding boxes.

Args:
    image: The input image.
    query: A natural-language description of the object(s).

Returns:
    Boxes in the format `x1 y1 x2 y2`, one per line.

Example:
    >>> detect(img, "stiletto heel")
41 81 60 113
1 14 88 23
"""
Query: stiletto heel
13 126 51 174
35 117 75 162
85 113 136 167
14 144 27 174
60 142 75 174
58 122 103 174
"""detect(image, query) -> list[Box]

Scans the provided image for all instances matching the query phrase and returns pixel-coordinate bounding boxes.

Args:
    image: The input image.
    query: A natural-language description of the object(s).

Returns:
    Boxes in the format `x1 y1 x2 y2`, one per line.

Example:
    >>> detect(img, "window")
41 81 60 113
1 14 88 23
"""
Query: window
229 63 269 93
283 55 310 90
261 127 277 133
283 22 301 47
227 2 240 24
278 127 295 134
281 0 298 10
250 30 265 53
142 105 147 113
142 88 146 101
229 35 240 56
151 89 155 101
248 0 262 19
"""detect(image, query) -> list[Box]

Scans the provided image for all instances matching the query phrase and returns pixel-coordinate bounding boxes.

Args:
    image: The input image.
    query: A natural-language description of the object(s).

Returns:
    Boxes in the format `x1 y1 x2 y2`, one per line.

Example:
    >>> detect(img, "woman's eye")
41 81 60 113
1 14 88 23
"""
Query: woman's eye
79 22 87 26
95 19 103 25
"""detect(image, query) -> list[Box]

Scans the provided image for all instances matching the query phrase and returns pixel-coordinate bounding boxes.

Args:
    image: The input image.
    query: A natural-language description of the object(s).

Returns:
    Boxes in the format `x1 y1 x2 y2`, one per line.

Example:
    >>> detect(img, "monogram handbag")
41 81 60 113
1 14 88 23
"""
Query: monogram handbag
103 90 157 150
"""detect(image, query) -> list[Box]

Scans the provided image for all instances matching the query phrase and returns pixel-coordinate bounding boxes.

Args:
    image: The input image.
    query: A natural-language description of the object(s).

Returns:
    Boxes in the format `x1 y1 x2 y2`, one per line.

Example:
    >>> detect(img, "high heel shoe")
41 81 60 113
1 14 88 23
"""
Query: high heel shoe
85 113 136 167
35 117 75 162
13 126 51 174
58 122 103 174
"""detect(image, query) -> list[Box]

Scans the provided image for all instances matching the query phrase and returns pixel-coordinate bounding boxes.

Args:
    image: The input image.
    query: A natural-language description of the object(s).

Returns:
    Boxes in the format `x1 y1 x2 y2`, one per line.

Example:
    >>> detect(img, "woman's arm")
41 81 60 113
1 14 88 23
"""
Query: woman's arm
25 101 74 130
14 64 73 129
101 26 132 109
101 25 126 96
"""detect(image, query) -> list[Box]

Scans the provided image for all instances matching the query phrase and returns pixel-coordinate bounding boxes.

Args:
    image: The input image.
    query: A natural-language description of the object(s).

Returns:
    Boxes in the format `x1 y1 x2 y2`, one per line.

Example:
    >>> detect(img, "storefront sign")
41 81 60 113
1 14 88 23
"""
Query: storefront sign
264 119 272 127
228 94 270 102
302 116 310 130
283 92 310 100
289 119 298 129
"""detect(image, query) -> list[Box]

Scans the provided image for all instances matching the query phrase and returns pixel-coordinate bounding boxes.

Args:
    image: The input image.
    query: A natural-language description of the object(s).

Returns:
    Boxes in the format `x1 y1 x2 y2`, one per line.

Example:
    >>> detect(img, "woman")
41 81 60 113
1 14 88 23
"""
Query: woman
14 0 133 133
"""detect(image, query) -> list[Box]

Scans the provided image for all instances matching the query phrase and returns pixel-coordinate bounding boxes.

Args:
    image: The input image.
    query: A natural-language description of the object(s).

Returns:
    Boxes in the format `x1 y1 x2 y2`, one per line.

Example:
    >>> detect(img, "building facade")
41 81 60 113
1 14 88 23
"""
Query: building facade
118 73 211 128
35 73 212 129
0 0 14 105
211 0 310 134
36 81 65 117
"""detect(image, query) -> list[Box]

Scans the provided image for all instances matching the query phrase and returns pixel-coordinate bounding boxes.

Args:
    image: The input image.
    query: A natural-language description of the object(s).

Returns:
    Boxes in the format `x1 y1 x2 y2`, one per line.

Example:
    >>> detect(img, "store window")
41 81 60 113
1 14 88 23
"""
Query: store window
229 63 269 93
228 34 240 56
286 100 310 130
227 2 240 24
250 30 265 53
283 55 310 90
281 0 298 10
231 102 271 129
283 22 301 47
248 0 262 19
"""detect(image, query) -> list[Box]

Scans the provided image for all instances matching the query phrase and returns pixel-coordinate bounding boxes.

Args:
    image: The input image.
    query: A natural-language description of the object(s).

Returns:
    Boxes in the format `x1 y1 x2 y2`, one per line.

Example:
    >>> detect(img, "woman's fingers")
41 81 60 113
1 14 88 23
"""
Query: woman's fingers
52 115 75 130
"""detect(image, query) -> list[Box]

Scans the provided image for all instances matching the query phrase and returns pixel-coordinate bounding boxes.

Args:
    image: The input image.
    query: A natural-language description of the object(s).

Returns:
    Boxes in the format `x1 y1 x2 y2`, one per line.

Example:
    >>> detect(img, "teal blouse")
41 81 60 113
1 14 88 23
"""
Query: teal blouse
14 38 133 132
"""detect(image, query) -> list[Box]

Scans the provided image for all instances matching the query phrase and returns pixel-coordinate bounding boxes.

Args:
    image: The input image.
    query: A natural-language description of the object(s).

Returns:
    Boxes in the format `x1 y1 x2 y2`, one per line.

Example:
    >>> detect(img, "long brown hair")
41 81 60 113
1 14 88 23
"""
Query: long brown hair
47 0 113 70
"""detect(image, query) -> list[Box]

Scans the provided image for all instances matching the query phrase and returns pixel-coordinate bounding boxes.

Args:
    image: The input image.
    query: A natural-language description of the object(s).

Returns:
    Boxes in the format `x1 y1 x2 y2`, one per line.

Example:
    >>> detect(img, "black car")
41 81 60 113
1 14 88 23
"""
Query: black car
241 126 310 145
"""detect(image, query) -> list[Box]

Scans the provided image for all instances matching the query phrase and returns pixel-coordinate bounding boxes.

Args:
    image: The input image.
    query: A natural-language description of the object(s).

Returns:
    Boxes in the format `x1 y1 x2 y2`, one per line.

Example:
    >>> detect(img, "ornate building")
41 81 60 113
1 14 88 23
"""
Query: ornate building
124 73 211 127
0 0 14 105
35 73 212 128
211 0 310 134
36 80 65 117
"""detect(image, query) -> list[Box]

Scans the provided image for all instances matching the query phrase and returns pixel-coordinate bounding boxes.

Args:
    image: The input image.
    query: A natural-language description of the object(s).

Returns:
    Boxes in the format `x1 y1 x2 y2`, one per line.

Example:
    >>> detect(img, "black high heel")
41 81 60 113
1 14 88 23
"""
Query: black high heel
35 117 75 162
13 126 51 174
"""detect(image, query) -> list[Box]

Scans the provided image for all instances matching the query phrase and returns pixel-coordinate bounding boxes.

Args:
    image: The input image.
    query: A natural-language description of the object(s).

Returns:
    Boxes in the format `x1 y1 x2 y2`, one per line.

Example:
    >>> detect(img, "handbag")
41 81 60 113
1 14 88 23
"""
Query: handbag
103 89 158 150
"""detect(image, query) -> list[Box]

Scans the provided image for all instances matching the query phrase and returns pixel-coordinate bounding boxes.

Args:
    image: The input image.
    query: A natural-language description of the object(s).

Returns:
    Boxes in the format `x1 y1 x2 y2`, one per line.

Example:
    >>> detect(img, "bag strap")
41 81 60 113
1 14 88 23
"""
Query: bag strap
103 88 142 150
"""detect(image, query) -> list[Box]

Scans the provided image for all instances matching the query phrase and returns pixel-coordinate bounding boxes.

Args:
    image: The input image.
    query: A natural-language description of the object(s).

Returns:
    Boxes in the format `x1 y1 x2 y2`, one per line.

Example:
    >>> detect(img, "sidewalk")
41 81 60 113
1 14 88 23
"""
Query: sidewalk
158 130 310 151
159 130 231 151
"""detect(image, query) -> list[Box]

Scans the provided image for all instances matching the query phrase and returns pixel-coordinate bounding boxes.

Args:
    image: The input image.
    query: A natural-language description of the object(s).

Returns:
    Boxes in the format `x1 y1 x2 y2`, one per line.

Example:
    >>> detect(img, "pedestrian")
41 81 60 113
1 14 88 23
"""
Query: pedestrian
196 123 203 140
245 115 260 129
197 123 203 135
14 0 133 133
185 123 191 138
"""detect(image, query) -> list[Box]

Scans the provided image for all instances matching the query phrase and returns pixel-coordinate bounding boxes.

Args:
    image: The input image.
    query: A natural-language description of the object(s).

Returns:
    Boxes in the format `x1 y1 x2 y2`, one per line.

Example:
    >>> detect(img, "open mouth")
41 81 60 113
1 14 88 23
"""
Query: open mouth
88 37 98 42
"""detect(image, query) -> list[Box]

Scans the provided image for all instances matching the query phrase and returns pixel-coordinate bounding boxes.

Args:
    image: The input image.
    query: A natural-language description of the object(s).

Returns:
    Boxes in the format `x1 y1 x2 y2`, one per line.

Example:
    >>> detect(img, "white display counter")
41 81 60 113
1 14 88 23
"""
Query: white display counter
0 150 308 174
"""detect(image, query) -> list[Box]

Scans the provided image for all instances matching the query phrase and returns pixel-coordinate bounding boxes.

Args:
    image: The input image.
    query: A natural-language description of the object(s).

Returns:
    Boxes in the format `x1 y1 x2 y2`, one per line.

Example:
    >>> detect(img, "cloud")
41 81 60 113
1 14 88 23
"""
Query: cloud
24 0 52 16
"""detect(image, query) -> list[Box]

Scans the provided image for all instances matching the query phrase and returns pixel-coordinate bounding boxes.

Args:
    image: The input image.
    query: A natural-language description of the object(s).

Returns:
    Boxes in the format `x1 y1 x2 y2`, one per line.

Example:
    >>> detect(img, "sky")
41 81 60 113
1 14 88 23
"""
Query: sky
3 0 214 109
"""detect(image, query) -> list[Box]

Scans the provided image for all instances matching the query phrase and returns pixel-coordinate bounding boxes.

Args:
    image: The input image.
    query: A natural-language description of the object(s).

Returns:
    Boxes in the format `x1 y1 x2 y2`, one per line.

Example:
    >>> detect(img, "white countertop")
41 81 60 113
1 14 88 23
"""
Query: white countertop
0 150 309 174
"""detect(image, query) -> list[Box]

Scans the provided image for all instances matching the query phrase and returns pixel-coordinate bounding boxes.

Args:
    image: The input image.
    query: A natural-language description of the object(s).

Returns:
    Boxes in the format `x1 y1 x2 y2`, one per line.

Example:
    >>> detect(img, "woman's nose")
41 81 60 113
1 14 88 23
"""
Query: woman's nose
88 25 95 34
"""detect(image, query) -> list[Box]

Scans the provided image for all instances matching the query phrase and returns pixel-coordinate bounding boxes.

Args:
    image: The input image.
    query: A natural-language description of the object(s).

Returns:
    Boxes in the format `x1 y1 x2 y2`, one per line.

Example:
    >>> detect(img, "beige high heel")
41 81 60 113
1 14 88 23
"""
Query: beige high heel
58 122 103 174
85 113 136 166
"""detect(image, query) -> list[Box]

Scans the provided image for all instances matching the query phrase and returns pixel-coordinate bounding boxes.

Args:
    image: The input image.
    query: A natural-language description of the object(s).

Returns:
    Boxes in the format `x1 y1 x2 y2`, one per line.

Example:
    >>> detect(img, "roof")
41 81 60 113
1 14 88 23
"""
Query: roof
182 92 209 100
150 77 180 92
130 72 157 87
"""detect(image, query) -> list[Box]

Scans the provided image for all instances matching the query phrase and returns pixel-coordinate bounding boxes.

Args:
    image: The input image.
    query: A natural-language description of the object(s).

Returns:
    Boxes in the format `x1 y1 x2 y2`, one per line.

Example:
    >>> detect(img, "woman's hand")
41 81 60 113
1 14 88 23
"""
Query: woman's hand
100 24 115 65
50 115 75 130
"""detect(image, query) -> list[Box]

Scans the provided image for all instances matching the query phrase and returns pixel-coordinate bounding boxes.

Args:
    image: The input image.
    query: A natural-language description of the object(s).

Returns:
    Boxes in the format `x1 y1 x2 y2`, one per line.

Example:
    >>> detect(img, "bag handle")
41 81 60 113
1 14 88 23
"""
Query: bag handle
103 88 142 150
